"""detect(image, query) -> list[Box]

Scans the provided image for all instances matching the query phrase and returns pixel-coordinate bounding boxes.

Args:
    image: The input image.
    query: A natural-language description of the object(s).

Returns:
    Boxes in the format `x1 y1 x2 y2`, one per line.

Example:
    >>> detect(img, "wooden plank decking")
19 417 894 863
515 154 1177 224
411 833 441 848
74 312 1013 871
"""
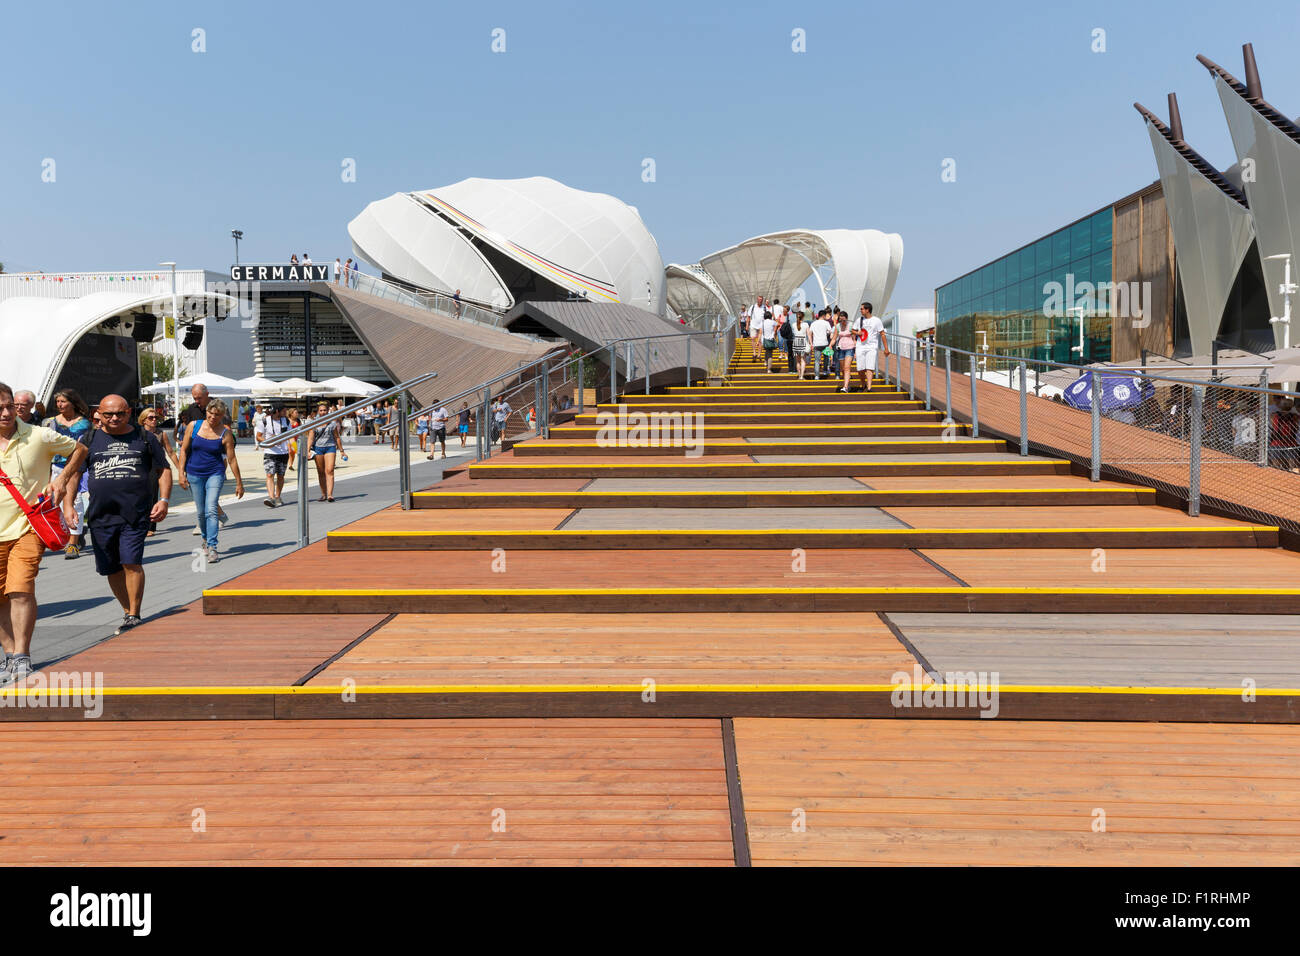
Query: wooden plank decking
9 348 1300 865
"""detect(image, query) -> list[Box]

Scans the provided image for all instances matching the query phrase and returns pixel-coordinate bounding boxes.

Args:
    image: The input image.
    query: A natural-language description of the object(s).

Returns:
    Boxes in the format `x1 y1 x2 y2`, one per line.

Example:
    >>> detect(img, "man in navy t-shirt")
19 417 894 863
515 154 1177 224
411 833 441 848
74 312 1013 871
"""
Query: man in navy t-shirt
69 394 172 636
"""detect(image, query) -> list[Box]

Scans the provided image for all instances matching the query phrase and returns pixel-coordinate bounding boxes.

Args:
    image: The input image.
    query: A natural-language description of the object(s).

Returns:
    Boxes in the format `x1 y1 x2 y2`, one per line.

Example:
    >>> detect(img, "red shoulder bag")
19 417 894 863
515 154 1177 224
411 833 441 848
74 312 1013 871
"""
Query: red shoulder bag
0 465 71 551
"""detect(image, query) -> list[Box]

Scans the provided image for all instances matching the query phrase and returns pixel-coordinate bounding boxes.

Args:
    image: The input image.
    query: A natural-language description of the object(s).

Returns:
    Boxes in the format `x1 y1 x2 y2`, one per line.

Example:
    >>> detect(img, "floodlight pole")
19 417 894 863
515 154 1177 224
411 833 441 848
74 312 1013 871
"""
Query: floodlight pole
160 261 179 420
1267 253 1295 390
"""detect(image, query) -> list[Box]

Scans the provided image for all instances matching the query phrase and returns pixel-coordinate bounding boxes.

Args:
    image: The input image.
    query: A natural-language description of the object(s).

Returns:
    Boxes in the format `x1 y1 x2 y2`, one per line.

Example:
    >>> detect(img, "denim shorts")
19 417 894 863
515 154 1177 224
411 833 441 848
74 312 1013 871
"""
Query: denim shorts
90 519 149 576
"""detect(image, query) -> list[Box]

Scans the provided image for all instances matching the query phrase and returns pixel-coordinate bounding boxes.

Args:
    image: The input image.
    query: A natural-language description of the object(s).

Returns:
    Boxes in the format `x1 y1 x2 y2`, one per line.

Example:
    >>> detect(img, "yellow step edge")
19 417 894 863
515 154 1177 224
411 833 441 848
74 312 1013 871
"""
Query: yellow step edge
581 410 937 416
550 424 957 431
2 684 1292 697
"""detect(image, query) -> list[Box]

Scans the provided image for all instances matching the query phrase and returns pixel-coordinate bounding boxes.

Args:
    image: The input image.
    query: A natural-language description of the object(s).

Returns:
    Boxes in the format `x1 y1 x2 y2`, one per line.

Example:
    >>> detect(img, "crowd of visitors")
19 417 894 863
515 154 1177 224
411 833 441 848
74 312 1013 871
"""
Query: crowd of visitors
741 299 890 392
0 372 493 684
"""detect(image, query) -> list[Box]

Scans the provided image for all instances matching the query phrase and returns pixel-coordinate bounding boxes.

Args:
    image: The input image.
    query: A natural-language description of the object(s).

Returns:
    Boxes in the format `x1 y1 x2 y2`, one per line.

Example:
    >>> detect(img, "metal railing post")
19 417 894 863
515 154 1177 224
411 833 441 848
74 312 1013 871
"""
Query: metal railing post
397 390 411 509
475 395 483 461
578 355 585 413
1189 384 1204 515
1258 370 1269 466
609 344 617 403
908 347 915 399
969 354 979 438
1018 360 1028 457
534 368 543 437
1090 370 1102 482
685 337 691 388
296 435 309 548
944 347 952 418
924 342 931 410
645 339 651 395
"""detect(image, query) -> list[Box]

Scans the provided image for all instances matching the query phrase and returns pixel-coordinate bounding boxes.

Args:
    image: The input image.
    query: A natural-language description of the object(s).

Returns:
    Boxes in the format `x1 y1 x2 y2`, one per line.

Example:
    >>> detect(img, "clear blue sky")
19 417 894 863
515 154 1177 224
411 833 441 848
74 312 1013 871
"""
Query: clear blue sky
2 0 1297 310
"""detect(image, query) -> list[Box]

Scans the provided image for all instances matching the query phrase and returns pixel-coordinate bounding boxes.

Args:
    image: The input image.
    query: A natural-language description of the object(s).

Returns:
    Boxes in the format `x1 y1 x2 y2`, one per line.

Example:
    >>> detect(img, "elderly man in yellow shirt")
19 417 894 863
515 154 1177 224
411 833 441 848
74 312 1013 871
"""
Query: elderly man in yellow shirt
0 382 88 683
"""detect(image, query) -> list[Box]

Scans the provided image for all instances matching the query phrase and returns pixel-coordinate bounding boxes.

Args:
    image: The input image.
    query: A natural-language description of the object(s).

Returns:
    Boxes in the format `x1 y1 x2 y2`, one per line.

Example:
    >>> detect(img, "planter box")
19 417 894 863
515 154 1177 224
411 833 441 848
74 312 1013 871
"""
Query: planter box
706 376 725 388
579 388 598 405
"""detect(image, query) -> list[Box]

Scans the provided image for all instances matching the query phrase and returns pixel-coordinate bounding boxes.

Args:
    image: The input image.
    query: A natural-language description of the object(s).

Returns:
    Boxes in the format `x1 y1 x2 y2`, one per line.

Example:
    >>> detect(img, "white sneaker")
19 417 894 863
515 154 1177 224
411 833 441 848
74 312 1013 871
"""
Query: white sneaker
191 527 201 535
206 547 220 564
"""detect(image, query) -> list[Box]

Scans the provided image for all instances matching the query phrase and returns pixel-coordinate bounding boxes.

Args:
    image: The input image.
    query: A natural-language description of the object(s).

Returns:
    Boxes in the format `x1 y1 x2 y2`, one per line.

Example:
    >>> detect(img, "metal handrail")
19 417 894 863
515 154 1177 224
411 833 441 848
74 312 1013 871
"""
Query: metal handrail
252 370 436 548
253 372 438 448
887 332 1298 399
264 319 739 550
378 347 572 434
392 318 742 432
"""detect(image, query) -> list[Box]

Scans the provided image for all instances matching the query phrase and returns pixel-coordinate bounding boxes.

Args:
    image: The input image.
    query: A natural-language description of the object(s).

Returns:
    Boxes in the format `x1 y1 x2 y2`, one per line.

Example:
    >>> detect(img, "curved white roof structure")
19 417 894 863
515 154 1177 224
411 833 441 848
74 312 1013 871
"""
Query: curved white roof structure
348 176 666 314
699 229 903 316
664 263 732 327
0 290 236 402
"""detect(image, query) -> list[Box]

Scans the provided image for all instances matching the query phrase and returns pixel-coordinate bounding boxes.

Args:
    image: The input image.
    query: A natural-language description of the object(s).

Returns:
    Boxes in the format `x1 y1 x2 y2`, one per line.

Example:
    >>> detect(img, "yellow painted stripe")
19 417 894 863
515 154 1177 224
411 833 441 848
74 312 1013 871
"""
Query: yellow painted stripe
413 488 1155 498
2 683 1291 697
329 525 1272 538
581 410 938 416
550 425 955 431
205 586 1300 597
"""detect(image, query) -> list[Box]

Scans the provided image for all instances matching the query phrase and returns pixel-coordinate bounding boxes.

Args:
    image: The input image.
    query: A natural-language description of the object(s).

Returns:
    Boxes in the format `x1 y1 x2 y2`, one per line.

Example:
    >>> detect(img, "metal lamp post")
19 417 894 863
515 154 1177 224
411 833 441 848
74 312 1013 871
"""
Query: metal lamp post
159 261 179 422
231 230 243 265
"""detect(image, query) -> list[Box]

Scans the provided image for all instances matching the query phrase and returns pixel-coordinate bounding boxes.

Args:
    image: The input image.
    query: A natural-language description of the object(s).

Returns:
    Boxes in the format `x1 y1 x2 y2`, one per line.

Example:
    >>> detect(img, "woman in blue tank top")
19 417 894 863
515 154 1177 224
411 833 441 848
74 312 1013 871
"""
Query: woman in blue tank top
177 398 245 562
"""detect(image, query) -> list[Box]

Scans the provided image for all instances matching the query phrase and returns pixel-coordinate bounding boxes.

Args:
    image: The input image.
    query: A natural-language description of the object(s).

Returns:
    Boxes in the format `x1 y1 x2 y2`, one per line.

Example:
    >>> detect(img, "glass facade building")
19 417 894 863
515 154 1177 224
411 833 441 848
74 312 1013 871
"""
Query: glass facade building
935 208 1114 364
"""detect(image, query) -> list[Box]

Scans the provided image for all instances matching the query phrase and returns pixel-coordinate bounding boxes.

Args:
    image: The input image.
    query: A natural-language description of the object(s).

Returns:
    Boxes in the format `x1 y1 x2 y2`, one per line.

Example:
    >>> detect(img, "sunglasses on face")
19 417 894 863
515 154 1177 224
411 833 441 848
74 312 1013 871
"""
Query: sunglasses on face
101 411 129 418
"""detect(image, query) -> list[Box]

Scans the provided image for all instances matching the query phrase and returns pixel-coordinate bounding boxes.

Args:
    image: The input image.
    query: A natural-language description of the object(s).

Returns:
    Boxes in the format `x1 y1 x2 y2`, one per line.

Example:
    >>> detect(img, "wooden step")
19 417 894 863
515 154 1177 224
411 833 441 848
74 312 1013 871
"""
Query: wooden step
548 423 964 439
203 584 1300 616
326 525 1276 552
412 487 1157 509
467 460 1074 478
509 438 1007 457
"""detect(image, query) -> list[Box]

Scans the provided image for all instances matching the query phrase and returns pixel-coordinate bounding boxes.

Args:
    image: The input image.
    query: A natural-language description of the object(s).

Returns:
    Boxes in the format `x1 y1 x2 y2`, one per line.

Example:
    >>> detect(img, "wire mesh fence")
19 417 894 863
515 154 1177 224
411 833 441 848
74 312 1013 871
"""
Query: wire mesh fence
887 334 1300 533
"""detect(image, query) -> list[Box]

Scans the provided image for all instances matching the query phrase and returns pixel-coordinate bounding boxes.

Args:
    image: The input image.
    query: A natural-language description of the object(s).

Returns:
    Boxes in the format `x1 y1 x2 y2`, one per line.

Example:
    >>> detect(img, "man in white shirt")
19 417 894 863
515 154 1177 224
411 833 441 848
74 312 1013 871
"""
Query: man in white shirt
333 258 342 284
426 405 450 460
855 302 889 392
808 311 833 379
255 403 292 507
492 399 512 446
747 296 766 359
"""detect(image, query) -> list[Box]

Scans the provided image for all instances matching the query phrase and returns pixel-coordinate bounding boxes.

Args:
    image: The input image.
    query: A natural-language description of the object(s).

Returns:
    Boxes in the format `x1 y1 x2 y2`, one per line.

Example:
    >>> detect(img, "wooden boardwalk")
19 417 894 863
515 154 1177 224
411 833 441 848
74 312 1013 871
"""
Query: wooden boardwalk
734 718 1300 865
0 719 733 865
5 347 1300 864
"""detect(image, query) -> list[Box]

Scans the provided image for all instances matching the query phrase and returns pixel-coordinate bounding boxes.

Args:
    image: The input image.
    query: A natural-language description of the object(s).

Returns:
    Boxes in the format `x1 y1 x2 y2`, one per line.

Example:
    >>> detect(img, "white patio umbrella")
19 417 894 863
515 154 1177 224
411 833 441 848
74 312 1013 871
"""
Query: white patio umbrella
251 377 323 398
316 376 383 397
141 372 242 395
233 375 278 394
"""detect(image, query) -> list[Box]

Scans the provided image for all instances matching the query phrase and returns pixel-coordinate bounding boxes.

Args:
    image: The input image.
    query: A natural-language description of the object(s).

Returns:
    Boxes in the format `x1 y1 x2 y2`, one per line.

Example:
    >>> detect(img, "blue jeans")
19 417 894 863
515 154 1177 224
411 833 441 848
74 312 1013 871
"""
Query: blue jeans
188 472 225 549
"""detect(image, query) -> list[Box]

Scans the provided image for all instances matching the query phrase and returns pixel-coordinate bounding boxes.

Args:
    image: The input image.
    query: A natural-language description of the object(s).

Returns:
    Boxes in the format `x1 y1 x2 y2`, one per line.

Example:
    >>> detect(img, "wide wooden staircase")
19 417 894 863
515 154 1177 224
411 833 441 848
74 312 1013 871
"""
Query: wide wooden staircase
2 346 1296 866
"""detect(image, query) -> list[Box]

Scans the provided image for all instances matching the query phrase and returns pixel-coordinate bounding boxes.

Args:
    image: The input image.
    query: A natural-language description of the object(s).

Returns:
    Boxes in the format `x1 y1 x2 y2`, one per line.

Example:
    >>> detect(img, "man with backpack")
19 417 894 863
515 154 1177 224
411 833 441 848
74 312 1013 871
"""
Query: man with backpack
63 394 171 637
255 403 292 507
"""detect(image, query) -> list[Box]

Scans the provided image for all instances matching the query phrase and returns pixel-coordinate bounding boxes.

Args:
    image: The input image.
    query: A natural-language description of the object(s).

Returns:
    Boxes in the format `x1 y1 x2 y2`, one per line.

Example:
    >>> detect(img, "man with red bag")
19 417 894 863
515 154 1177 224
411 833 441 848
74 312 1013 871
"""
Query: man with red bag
0 382 88 684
